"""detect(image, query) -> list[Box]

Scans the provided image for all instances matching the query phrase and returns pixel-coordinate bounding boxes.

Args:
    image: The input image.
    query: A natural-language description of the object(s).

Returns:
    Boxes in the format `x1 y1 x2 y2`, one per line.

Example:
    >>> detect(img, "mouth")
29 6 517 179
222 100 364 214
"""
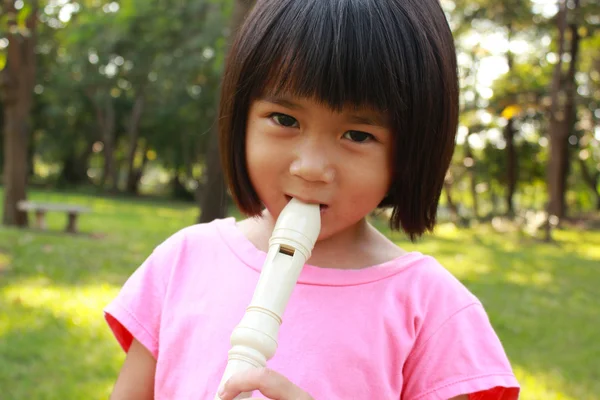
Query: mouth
285 195 329 213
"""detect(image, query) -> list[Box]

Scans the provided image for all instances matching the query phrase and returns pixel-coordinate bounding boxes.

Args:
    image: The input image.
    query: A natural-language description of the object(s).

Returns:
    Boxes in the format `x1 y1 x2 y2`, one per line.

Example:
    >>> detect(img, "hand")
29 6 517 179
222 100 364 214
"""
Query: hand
218 367 314 400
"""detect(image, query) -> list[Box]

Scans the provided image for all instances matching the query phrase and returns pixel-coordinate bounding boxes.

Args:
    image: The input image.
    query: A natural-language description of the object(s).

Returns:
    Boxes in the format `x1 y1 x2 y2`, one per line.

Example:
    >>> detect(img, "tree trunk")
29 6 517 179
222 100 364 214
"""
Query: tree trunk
504 118 517 216
490 186 499 215
464 133 479 220
3 108 30 226
125 93 145 194
96 96 116 190
545 0 580 241
199 124 229 222
127 140 149 195
0 101 4 174
504 23 517 217
578 157 600 210
546 0 567 223
59 144 92 186
443 180 459 223
1 1 38 227
198 0 255 223
547 132 569 218
547 0 579 221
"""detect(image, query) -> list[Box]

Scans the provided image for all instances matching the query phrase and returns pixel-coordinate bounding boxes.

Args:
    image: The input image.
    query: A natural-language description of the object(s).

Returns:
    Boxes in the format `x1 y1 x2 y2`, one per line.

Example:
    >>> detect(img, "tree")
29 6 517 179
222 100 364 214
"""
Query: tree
199 0 255 223
576 31 600 210
1 0 39 226
32 0 225 195
451 0 537 217
547 0 581 221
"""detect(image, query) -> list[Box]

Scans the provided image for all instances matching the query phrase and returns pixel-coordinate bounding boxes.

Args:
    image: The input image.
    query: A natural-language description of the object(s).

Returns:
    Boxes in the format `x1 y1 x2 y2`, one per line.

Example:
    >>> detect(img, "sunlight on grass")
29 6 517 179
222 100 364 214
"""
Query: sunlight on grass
0 250 11 274
0 280 124 399
553 229 600 259
2 280 119 329
504 269 553 286
513 366 579 400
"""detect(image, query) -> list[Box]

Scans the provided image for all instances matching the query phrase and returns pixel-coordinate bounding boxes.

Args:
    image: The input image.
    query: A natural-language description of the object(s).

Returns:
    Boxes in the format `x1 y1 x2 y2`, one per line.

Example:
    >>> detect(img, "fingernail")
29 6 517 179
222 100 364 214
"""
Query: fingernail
218 388 226 398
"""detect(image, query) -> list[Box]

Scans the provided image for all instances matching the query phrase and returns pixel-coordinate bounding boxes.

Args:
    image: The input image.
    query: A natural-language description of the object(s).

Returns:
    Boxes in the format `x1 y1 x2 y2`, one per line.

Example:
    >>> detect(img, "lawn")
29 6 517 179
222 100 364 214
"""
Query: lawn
1 189 599 400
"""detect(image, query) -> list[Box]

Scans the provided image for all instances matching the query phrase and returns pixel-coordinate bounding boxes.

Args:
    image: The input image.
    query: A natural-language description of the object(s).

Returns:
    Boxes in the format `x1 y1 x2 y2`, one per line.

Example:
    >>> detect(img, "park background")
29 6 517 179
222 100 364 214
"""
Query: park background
1 0 599 399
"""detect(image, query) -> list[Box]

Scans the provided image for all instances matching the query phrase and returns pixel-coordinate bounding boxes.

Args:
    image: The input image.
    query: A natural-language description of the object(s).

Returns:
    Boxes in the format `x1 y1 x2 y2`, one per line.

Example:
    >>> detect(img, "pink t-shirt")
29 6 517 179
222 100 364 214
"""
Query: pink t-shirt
104 218 520 399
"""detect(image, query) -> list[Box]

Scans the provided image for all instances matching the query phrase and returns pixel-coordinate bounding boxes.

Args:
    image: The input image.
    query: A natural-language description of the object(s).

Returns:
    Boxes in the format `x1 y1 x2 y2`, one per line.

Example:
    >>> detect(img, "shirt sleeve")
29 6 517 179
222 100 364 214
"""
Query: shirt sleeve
103 231 184 359
402 302 520 400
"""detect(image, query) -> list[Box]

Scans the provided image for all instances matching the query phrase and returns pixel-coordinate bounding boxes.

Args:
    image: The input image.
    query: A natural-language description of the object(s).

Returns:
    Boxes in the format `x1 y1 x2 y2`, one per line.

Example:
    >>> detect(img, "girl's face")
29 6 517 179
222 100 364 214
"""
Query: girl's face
245 94 394 241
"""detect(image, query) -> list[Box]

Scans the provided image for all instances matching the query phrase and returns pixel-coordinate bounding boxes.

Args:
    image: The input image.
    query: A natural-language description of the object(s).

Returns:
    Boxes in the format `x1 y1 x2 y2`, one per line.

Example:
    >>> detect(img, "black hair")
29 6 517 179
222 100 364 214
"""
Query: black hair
219 0 459 240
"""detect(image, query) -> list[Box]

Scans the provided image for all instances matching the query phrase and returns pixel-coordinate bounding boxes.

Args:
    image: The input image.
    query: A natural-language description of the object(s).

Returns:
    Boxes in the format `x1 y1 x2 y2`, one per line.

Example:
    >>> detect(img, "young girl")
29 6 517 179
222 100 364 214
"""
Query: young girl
104 0 520 399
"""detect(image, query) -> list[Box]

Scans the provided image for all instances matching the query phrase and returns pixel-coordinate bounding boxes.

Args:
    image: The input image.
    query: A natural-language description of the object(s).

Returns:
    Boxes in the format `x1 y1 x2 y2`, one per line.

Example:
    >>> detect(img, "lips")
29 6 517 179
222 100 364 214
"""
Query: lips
285 194 329 212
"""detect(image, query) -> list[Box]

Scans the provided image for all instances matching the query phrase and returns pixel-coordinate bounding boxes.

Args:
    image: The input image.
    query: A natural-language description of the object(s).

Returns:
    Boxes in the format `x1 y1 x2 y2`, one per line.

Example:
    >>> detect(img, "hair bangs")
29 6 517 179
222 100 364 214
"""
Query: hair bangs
246 0 403 114
221 0 459 239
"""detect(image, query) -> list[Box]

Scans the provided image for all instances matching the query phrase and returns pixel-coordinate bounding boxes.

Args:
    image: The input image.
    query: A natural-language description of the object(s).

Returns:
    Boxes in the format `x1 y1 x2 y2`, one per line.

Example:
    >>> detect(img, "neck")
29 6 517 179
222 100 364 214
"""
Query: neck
240 209 389 270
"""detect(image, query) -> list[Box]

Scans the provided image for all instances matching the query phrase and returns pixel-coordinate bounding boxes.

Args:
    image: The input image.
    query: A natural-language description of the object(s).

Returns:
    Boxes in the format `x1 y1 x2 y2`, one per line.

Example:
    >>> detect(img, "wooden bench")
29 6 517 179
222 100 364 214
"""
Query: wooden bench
17 201 91 233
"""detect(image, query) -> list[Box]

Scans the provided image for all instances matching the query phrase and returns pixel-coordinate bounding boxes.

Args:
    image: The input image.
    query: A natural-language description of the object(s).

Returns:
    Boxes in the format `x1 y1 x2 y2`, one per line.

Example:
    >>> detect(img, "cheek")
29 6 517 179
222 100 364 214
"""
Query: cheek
346 156 392 196
247 138 283 176
245 127 290 195
245 123 269 170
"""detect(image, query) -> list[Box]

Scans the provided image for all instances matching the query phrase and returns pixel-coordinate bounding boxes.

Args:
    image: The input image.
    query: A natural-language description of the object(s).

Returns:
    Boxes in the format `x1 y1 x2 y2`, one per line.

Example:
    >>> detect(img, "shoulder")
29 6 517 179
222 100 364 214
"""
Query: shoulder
398 256 520 398
129 217 237 282
154 217 235 255
400 253 480 307
388 253 484 335
168 217 234 241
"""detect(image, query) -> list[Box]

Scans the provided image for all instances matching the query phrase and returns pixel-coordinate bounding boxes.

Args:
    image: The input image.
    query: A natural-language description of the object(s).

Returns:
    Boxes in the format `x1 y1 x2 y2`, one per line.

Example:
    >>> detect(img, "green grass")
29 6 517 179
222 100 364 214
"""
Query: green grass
1 189 599 399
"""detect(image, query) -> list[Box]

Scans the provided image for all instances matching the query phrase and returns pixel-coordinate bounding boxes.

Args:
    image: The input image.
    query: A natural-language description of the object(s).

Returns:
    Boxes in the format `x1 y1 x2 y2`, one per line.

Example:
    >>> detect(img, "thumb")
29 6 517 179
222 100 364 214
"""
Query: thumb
218 368 311 400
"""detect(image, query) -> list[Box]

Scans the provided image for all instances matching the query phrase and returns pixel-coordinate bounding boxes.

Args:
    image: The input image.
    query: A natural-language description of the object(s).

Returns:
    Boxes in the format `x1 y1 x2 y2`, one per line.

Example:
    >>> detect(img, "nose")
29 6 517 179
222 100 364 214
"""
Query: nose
289 141 335 183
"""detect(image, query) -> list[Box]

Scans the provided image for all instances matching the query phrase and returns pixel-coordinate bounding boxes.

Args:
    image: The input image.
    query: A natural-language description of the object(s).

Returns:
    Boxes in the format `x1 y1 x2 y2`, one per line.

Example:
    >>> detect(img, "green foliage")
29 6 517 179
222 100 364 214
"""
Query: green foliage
3 0 599 211
443 0 600 218
30 0 231 187
490 62 553 114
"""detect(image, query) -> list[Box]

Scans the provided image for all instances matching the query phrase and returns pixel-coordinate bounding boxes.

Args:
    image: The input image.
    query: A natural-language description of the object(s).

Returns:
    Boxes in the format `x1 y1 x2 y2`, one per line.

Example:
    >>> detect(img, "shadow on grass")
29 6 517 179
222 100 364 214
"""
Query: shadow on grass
0 227 154 287
23 185 197 210
0 189 203 288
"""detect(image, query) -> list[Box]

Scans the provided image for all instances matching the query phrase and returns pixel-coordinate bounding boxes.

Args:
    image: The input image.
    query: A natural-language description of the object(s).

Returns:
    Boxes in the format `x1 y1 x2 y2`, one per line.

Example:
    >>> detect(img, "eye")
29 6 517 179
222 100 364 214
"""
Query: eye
343 131 374 143
270 113 299 128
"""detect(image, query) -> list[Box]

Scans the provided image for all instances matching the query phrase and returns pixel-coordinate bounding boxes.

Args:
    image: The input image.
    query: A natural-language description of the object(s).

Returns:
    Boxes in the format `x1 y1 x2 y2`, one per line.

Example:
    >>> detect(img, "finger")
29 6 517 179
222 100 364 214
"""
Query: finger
218 368 311 400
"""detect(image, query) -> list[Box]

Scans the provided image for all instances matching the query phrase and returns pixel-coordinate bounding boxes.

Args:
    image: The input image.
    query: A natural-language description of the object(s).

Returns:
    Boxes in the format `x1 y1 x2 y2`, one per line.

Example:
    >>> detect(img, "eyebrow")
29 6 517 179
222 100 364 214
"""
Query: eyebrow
347 114 388 127
262 96 304 110
260 95 389 128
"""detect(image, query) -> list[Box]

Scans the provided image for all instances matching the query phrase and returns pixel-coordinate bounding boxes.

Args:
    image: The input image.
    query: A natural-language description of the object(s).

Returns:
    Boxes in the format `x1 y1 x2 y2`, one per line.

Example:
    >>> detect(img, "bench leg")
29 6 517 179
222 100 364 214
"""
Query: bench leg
66 212 78 233
35 211 47 230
